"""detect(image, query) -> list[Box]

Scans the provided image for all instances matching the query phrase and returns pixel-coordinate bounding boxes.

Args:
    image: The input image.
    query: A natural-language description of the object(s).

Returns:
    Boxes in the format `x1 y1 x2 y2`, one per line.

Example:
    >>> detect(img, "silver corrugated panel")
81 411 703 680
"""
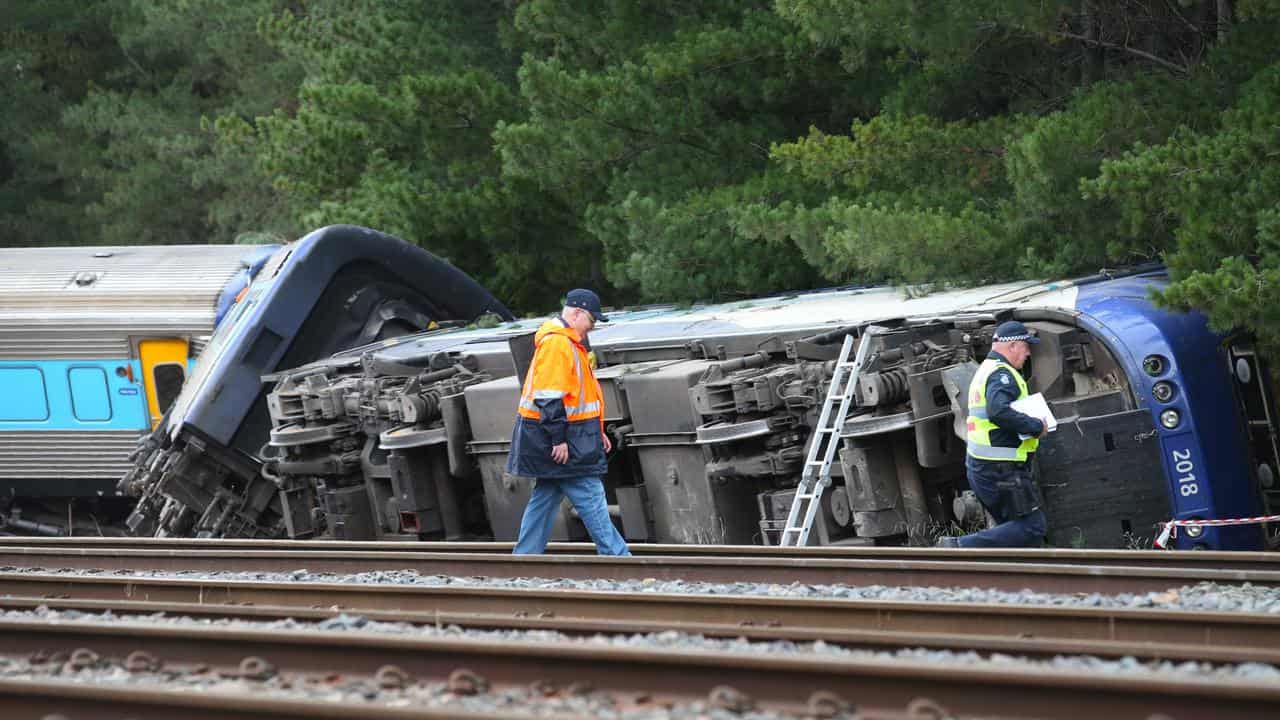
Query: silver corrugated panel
0 315 216 358
0 245 254 303
0 245 267 360
190 335 211 358
0 430 143 479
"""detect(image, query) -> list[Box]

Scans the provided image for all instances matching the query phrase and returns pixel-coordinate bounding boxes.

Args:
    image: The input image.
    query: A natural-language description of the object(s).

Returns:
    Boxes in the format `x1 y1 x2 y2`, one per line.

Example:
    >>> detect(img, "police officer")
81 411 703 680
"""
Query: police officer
937 320 1048 548
509 289 630 556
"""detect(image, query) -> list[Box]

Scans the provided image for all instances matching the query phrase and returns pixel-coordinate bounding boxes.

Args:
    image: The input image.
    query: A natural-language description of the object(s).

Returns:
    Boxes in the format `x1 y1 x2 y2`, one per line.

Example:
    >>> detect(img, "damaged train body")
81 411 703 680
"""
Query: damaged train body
118 225 513 538
123 266 1278 550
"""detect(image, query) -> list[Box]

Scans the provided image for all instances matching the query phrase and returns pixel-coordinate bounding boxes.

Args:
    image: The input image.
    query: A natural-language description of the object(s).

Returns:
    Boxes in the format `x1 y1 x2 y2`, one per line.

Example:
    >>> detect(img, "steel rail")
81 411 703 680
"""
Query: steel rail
1 546 1276 594
0 571 1275 651
3 594 1278 667
2 535 1273 570
0 617 1275 720
0 678 532 720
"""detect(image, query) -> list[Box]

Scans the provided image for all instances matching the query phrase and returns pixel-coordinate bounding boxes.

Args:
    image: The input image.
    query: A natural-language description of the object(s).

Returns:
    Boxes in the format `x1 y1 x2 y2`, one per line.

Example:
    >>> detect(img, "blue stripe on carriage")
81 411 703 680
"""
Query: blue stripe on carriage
0 359 147 430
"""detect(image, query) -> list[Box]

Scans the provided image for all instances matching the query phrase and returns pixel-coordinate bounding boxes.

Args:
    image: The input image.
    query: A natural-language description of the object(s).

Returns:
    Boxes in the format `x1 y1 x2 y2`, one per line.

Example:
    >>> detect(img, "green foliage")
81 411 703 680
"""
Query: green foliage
771 114 1023 207
237 0 576 310
3 0 1280 349
595 173 822 301
113 0 304 242
753 70 1220 287
0 1 123 244
496 0 861 301
0 0 299 246
1086 42 1280 347
1000 72 1224 276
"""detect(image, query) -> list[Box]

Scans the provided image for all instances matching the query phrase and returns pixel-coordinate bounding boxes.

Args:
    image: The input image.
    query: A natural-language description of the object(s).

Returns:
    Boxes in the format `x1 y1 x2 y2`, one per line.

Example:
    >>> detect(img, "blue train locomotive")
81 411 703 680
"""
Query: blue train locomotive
1066 272 1277 550
120 254 1276 549
119 225 513 538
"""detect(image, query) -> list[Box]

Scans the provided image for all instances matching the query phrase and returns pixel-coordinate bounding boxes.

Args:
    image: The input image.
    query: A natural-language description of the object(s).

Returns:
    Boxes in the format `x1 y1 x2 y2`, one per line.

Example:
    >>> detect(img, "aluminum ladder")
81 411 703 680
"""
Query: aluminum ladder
778 327 879 546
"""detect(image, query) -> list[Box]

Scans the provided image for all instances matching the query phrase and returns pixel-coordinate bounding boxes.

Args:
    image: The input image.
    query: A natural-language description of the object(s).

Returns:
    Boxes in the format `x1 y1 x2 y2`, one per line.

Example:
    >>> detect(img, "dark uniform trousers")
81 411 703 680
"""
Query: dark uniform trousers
959 456 1047 548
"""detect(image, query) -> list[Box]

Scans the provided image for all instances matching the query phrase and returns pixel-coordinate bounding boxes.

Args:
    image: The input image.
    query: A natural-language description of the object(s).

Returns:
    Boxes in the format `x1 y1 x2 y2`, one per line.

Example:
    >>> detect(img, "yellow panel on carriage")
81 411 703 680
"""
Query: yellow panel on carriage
138 338 188 428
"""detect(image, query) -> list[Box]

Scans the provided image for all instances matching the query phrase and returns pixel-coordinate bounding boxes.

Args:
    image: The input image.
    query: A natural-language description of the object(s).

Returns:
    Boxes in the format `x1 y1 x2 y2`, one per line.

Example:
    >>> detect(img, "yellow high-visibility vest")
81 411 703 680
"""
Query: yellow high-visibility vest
966 358 1039 461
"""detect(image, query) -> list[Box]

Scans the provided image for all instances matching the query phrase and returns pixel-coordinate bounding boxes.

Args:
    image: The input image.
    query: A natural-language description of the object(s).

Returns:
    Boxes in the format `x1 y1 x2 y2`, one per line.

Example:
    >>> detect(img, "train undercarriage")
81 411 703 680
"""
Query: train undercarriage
120 311 1172 548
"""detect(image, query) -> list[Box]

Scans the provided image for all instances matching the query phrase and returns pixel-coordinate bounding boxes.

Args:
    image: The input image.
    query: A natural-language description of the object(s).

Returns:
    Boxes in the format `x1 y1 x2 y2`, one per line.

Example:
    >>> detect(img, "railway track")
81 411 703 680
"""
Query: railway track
0 609 1277 720
3 535 1274 571
1 570 1277 652
1 544 1276 595
0 539 1275 718
3 592 1279 666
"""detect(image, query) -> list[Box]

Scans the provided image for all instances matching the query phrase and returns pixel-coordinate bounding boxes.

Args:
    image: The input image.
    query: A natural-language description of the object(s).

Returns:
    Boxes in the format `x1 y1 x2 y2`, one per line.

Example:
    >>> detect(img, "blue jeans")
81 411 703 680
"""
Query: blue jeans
513 476 631 556
958 458 1047 548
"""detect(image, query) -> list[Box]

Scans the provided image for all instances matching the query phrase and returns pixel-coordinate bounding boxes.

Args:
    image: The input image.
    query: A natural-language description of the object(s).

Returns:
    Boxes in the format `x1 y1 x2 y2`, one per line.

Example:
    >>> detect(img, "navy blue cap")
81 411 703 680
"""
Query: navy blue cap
994 320 1039 344
565 288 608 323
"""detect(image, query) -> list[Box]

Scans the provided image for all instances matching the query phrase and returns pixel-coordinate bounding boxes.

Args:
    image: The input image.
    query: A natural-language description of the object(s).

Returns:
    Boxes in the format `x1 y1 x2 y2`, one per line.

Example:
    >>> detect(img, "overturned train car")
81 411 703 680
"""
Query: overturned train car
119 225 513 538
125 267 1279 550
0 243 277 534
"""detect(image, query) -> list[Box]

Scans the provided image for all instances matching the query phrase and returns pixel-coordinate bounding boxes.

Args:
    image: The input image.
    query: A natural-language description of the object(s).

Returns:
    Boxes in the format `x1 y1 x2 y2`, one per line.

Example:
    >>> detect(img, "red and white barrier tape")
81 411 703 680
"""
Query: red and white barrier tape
1154 514 1280 548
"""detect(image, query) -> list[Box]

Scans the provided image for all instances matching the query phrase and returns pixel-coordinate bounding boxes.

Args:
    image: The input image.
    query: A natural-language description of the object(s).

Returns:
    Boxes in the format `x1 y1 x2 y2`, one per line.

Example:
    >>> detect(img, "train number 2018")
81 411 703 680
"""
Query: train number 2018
1172 448 1199 496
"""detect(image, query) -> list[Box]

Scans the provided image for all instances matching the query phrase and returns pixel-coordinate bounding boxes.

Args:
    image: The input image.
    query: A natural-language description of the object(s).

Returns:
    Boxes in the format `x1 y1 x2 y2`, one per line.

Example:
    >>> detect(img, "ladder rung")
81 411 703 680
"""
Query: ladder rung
781 329 867 546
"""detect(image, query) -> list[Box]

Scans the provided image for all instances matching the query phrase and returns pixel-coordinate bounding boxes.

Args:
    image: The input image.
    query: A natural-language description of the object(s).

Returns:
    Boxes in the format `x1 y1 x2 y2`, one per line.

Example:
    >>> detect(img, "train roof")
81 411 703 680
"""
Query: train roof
0 245 277 359
0 245 261 308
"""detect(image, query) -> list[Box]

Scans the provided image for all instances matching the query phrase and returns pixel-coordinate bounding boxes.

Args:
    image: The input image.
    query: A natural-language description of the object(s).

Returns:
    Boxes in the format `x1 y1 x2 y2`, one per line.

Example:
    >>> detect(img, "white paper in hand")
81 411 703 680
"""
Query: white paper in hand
1010 392 1057 432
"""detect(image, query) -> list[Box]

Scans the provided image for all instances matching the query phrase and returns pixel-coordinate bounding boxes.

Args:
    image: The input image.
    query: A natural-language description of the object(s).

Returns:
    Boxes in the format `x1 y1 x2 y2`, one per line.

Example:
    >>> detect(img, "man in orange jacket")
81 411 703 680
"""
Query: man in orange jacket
508 289 630 555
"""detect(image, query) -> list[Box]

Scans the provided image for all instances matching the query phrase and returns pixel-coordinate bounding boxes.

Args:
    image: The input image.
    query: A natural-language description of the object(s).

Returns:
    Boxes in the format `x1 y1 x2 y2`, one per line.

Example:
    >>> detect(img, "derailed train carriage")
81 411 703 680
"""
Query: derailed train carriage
0 243 275 534
2 228 510 536
119 225 513 538
123 256 1279 550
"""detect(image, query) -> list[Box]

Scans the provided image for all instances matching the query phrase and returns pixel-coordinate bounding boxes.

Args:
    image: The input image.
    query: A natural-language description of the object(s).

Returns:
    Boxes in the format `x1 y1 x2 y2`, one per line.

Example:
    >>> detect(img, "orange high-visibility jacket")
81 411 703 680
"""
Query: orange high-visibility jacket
507 319 608 479
517 320 604 428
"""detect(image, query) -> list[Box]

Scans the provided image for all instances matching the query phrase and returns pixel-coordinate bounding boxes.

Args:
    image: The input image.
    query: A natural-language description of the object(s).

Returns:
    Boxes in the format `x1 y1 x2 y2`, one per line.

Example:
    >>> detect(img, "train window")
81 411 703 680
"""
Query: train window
152 362 186 416
0 367 50 421
68 366 112 421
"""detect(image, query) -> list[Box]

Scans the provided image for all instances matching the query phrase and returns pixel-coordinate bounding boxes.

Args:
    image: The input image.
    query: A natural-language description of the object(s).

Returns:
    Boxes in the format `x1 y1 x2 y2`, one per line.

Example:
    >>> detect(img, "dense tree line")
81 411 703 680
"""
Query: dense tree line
2 1 1278 344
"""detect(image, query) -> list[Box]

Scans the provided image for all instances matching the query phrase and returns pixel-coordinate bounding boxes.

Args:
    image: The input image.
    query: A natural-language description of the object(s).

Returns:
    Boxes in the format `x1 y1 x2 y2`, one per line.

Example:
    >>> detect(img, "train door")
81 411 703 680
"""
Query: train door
138 339 189 428
1226 339 1280 548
